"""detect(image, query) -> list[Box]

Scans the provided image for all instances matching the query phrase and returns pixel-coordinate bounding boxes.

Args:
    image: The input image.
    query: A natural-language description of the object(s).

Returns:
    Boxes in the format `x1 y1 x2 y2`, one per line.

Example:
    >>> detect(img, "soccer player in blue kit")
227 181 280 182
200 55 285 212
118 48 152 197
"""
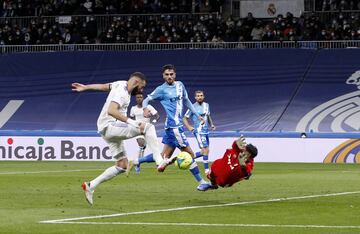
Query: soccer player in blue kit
183 90 216 175
142 64 212 191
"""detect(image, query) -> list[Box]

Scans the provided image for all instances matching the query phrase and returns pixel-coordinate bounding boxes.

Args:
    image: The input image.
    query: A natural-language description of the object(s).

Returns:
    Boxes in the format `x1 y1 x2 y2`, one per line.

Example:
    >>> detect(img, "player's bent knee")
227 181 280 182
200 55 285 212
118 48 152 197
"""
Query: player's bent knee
115 158 128 168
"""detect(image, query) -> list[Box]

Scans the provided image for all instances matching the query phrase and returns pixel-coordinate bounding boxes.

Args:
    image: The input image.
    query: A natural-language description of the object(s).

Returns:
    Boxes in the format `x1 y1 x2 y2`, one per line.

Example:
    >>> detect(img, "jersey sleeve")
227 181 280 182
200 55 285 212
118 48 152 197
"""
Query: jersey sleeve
181 82 199 118
148 86 163 101
147 105 158 115
184 109 192 118
143 86 163 108
245 160 254 174
111 82 127 107
129 107 135 118
181 81 189 100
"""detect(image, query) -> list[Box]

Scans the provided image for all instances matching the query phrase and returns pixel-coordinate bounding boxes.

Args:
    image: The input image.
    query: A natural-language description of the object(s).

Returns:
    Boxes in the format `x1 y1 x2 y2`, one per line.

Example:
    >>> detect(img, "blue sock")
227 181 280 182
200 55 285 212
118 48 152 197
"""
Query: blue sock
189 159 202 182
203 155 209 170
139 154 154 164
195 152 202 158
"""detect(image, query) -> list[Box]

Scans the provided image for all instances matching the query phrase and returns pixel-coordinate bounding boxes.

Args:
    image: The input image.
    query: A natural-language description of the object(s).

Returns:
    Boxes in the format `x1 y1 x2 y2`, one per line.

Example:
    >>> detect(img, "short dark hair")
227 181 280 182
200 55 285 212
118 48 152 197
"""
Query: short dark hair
130 72 146 81
162 64 176 73
246 144 258 158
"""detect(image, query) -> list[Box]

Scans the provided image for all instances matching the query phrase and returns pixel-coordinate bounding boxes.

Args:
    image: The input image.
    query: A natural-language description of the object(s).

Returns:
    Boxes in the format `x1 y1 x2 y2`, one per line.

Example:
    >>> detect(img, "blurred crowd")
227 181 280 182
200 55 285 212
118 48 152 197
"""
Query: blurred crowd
0 0 223 16
0 0 359 45
2 0 359 17
316 0 360 11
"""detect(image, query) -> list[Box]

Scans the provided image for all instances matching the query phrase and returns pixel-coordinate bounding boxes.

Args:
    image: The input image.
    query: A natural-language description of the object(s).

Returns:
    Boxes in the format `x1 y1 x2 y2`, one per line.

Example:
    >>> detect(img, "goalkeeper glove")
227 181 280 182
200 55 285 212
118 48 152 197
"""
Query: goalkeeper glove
239 153 248 167
236 135 247 149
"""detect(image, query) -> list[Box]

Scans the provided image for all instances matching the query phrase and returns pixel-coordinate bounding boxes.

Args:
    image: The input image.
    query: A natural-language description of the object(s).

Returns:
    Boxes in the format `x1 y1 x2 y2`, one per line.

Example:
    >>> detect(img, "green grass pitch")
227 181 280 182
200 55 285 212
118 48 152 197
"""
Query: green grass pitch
0 161 359 234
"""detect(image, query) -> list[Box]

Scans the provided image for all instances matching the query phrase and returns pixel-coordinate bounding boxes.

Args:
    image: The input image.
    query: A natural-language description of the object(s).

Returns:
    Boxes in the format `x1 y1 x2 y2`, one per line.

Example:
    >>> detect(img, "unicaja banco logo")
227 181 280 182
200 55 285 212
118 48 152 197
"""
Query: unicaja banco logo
0 137 111 161
324 139 360 163
296 70 360 132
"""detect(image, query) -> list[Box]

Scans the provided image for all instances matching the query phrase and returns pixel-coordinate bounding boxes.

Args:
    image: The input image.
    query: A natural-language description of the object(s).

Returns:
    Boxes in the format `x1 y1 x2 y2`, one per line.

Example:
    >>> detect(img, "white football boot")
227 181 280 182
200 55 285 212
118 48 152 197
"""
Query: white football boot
81 182 94 205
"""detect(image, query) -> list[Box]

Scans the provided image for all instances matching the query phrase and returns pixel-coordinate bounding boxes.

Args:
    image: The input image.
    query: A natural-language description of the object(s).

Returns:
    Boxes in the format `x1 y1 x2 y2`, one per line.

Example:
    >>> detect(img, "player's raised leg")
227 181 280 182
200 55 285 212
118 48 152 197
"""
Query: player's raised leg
157 144 176 172
82 124 137 205
127 123 163 174
126 136 145 176
82 151 127 205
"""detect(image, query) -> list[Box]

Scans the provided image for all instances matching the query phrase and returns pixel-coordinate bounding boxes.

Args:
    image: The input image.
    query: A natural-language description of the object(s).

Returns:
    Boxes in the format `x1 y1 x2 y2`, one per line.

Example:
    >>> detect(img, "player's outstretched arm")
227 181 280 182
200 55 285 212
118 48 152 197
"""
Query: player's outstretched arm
184 96 204 123
183 116 194 132
71 83 111 92
142 96 152 117
208 115 216 130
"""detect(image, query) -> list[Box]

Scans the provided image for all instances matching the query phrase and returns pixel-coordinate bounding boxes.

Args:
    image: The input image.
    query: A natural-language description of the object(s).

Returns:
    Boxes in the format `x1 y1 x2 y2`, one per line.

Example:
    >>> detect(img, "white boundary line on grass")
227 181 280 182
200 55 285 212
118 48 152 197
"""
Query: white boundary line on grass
40 190 360 226
0 169 101 175
39 221 360 229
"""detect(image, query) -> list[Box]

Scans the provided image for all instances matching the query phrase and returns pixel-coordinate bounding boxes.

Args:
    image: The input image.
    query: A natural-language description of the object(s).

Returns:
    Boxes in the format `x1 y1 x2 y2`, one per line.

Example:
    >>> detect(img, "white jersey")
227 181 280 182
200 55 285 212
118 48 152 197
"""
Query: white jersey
129 104 157 123
97 81 130 132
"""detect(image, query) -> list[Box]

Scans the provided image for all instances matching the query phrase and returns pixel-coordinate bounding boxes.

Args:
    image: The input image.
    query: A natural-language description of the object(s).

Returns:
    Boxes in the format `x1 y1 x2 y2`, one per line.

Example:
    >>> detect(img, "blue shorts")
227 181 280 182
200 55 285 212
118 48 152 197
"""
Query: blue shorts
193 132 209 148
162 127 189 149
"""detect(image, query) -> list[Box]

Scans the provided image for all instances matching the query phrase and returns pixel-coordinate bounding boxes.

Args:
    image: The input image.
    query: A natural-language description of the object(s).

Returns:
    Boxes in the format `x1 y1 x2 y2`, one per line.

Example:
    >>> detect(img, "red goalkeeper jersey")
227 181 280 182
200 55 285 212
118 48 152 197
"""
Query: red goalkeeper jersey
210 144 254 187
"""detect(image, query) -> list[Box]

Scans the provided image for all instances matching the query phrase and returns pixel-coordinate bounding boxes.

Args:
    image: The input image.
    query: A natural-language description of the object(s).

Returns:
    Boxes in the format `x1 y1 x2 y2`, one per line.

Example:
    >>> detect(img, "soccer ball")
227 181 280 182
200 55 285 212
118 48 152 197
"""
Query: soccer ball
174 151 193 170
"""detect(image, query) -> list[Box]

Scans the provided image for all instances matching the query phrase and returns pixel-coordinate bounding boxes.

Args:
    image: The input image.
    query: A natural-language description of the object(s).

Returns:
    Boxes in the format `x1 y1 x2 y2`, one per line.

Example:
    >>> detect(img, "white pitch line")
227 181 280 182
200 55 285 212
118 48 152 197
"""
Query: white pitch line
39 221 360 229
0 169 102 175
40 190 360 224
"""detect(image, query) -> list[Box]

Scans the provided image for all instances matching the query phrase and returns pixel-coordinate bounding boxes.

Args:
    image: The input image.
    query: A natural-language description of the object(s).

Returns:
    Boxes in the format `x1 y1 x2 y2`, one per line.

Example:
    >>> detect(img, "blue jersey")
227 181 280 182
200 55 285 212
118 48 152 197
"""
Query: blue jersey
185 102 211 134
143 81 199 129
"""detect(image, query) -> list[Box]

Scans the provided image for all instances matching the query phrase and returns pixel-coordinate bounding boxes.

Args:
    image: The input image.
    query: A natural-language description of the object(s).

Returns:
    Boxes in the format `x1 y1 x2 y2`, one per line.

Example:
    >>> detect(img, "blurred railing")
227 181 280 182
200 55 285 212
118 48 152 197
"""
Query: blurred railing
0 41 359 53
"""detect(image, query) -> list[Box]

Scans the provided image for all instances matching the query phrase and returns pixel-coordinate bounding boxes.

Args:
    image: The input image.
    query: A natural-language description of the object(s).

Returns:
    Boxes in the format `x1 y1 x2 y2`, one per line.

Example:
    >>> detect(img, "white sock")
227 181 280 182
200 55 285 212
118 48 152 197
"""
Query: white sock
168 154 177 164
89 165 124 191
199 179 207 184
144 124 162 165
139 146 145 158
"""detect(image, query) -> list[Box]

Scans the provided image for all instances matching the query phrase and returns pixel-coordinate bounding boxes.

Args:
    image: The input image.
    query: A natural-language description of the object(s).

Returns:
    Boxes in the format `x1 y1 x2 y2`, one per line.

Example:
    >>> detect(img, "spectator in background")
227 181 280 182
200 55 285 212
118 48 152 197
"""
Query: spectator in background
242 12 257 40
84 16 98 40
262 30 275 41
1 0 221 17
250 21 264 41
0 2 360 46
320 0 360 11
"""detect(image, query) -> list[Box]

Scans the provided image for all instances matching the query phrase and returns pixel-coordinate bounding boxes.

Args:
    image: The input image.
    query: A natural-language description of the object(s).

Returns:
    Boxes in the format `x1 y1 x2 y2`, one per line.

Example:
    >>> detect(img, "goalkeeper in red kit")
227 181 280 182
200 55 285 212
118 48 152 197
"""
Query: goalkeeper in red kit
205 136 258 190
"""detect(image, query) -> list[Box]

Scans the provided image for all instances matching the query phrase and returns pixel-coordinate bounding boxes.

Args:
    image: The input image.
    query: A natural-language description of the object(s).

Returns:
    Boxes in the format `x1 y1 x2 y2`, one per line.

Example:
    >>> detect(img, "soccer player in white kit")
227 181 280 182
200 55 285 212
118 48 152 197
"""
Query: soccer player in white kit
71 72 163 205
127 93 159 175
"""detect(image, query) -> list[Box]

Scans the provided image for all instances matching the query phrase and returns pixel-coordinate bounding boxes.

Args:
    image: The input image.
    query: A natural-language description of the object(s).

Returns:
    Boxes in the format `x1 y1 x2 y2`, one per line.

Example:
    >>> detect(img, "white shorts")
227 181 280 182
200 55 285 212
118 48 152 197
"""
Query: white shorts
100 122 141 161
